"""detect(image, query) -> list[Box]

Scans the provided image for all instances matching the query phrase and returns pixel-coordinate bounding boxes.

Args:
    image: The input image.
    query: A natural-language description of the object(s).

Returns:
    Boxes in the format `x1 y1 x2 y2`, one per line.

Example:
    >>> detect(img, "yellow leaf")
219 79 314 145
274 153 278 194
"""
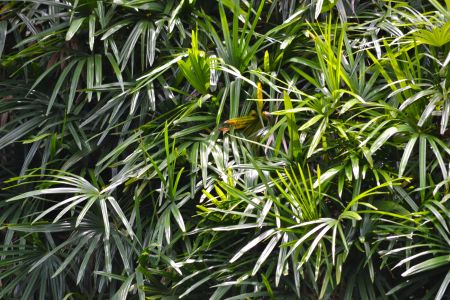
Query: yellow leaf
257 82 263 114
224 111 257 129
264 51 270 72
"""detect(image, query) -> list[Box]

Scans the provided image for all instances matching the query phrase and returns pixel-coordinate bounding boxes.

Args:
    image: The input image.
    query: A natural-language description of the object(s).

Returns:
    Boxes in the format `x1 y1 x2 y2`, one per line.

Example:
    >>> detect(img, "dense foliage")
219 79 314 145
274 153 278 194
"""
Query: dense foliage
1 0 450 299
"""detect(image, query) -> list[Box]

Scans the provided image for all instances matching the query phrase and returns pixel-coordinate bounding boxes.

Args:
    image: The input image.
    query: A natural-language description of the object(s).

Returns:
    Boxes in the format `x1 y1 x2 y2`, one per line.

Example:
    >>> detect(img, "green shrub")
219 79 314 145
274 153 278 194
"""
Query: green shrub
1 0 449 299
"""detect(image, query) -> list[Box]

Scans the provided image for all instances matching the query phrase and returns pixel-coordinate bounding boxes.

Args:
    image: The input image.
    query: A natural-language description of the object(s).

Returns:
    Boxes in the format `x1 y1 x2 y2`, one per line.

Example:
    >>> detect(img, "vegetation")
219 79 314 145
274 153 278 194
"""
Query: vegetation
1 0 450 299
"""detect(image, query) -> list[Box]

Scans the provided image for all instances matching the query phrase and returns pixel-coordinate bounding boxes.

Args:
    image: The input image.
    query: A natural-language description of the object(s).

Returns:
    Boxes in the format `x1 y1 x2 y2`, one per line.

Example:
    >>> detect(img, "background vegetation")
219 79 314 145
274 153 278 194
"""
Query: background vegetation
1 0 450 299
